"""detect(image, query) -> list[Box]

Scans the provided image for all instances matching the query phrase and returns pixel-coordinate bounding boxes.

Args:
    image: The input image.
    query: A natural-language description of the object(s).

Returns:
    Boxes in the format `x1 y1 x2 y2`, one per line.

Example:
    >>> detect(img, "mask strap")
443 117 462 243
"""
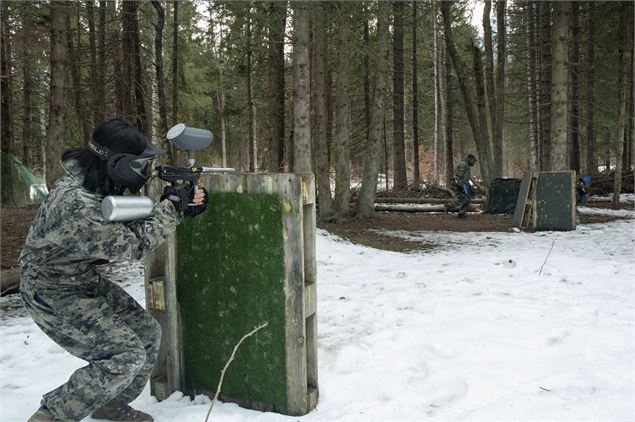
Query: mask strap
87 138 113 160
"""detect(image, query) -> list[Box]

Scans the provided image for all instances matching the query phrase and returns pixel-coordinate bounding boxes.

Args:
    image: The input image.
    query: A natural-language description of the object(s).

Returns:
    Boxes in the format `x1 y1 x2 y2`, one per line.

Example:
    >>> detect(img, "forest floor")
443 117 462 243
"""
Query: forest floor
1 202 631 270
318 210 628 253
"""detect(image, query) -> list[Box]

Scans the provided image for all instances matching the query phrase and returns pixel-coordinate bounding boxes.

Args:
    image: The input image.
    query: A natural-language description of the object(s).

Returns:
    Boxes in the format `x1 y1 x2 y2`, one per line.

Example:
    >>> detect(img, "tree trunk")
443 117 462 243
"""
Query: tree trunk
356 2 389 217
151 0 168 147
68 4 91 142
471 41 493 182
441 2 493 184
412 0 420 187
292 1 311 173
527 1 539 171
1 0 14 159
538 1 552 170
312 2 332 218
246 12 257 172
87 1 97 128
110 1 124 116
612 3 632 209
21 4 35 168
266 1 286 172
549 0 569 171
95 0 106 124
569 1 580 172
483 0 497 173
494 0 506 178
584 1 595 174
433 4 440 184
131 1 147 135
442 31 454 187
333 2 352 217
364 18 370 155
121 1 135 122
172 0 178 124
47 0 70 188
392 1 407 190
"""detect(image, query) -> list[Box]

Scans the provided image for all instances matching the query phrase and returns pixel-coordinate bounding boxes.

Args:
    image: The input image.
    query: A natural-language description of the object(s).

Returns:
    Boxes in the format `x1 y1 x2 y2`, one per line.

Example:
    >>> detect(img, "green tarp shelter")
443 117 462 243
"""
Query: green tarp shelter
1 151 47 207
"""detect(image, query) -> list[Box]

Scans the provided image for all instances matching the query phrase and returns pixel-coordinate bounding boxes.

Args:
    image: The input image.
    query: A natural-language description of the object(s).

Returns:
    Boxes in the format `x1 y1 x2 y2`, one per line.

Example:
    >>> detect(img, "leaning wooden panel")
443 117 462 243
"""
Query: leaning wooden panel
147 173 318 416
535 171 576 231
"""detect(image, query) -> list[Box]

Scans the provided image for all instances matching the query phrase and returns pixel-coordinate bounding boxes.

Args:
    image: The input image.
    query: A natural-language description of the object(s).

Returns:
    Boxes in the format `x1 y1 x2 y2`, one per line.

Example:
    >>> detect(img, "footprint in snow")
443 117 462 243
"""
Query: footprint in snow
424 380 468 416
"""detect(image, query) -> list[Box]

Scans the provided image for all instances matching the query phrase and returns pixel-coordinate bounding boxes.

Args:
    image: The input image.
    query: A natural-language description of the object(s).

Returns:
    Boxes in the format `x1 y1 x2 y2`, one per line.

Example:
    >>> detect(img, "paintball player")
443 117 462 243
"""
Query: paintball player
576 175 591 206
452 153 479 218
21 118 208 422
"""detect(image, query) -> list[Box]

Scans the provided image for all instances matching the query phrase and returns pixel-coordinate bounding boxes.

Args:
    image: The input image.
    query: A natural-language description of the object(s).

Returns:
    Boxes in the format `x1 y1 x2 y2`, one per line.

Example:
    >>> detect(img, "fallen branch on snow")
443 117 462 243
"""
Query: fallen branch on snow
204 321 269 422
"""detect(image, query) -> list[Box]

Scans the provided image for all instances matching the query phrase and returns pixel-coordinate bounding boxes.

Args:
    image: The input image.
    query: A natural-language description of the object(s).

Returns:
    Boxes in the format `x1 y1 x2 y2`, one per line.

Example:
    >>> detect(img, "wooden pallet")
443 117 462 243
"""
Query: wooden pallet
512 172 538 229
144 173 318 416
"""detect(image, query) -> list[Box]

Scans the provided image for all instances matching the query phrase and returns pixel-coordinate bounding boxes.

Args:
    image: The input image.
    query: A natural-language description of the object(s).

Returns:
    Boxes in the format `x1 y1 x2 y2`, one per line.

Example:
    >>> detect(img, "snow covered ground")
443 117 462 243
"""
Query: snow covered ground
1 207 634 421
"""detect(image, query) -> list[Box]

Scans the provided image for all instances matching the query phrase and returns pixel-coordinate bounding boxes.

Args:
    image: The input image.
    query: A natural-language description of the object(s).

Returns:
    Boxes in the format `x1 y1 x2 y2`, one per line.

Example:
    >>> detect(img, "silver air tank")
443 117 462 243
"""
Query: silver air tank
101 196 154 222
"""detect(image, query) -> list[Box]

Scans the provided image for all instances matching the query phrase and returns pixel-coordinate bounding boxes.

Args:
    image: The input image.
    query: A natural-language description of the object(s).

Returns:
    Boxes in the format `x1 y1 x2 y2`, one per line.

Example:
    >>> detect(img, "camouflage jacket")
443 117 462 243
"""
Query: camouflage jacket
454 160 471 186
19 159 183 290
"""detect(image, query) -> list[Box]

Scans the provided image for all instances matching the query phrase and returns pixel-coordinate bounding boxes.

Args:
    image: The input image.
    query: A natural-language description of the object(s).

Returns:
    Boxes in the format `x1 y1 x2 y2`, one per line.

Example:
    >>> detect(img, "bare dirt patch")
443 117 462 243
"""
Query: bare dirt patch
319 209 630 253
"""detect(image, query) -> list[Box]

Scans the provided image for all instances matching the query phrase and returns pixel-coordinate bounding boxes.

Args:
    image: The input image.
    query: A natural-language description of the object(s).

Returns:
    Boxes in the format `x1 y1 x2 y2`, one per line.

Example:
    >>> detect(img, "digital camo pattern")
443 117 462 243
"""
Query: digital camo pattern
454 159 472 186
20 159 182 420
453 159 472 216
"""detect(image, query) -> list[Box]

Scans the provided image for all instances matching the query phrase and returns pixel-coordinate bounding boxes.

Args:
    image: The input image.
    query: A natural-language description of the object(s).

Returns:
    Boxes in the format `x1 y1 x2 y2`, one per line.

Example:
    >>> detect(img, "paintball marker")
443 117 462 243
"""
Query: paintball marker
102 124 235 222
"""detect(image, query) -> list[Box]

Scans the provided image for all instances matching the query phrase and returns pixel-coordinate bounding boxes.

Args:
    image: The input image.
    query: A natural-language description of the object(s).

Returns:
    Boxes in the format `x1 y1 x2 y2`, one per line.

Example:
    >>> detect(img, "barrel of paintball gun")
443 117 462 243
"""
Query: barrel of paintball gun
101 196 154 222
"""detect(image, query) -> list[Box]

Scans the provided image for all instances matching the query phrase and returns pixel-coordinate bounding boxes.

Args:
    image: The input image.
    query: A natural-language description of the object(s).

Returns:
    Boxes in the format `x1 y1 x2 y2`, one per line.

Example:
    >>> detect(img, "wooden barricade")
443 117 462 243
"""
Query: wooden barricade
144 173 318 416
513 171 576 231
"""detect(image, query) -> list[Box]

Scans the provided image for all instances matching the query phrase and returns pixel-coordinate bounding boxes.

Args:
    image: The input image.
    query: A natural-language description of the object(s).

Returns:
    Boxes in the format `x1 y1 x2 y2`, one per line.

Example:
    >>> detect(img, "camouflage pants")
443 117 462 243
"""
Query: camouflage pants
453 184 471 216
20 275 161 421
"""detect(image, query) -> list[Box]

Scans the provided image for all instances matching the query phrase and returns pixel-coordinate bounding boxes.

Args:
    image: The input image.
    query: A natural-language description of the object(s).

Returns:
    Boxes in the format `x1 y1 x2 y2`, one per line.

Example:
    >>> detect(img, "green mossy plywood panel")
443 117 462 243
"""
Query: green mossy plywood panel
536 171 575 231
176 192 287 410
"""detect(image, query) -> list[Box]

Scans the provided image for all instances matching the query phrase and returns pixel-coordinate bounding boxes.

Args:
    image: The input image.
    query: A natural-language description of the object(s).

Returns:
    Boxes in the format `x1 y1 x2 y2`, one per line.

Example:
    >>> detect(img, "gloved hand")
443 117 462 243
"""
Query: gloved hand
160 183 191 213
184 187 209 218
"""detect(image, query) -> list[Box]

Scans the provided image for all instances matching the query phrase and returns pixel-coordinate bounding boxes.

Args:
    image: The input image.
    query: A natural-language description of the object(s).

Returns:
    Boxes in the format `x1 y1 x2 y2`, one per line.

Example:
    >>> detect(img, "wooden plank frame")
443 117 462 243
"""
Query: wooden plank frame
144 173 318 416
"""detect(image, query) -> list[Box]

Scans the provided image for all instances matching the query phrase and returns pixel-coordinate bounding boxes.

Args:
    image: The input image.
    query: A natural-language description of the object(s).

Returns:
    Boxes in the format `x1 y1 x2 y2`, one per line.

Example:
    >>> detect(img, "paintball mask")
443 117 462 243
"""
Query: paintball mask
466 154 477 166
88 137 166 193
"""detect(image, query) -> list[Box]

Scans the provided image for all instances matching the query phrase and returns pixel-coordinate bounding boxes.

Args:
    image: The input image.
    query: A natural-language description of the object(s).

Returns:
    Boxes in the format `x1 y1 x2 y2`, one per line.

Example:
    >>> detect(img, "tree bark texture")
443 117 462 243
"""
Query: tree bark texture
151 0 168 148
569 1 580 172
412 0 420 186
538 1 552 170
131 1 147 135
471 41 494 182
441 2 493 184
1 0 14 155
95 0 106 124
110 0 124 117
443 31 454 187
433 5 440 183
121 0 135 122
334 2 352 217
87 1 97 128
47 0 69 188
172 0 178 125
392 1 407 190
267 1 286 172
292 1 312 173
21 4 35 167
612 3 632 209
494 0 506 178
68 4 91 141
246 13 257 172
526 1 539 171
356 2 389 217
549 0 569 171
584 1 595 174
483 0 497 173
312 2 332 218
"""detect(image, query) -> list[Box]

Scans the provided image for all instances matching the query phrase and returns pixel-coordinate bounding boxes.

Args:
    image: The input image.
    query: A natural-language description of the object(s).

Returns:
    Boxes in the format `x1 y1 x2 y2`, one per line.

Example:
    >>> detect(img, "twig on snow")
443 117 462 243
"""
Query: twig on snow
539 235 559 276
204 321 269 422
